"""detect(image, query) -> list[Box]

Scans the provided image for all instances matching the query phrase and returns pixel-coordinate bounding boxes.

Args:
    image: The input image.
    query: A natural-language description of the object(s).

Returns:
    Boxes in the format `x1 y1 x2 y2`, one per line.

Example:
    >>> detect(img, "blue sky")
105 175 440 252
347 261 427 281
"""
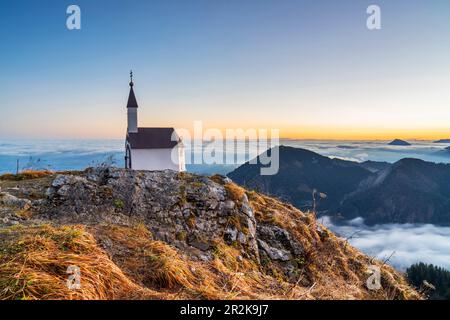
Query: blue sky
1 0 450 139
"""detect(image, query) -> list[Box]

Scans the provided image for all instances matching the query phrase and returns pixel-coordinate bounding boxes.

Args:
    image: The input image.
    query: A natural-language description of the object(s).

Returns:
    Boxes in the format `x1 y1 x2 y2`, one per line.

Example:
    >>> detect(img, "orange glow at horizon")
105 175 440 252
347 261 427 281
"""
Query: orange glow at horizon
278 126 450 140
11 114 449 141
98 124 450 141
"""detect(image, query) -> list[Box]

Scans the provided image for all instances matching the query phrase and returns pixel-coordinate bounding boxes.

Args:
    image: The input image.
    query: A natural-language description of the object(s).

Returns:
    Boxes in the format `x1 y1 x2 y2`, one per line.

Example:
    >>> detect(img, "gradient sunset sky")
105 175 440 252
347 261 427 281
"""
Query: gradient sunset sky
1 0 450 139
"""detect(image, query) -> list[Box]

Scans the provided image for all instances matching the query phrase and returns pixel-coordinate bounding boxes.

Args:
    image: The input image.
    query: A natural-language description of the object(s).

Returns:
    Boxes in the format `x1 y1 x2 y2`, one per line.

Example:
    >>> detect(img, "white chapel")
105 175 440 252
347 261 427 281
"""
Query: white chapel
124 72 185 172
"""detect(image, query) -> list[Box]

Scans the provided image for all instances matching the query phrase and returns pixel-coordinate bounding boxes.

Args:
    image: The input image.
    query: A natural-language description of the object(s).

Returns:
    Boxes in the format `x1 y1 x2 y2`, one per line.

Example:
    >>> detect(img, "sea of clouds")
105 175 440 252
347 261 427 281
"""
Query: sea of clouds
1 138 450 174
1 139 450 270
321 216 450 271
0 139 124 173
283 139 450 164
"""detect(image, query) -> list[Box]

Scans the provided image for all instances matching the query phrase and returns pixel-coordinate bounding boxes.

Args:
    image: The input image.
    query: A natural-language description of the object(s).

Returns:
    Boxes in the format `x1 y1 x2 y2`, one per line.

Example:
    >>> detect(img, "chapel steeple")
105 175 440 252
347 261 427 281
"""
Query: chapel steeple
127 70 139 109
127 70 138 133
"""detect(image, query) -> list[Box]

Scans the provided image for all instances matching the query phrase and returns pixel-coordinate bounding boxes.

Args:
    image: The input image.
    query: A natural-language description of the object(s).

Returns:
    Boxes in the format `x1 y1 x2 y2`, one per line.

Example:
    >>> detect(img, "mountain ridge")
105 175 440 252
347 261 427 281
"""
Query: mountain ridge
339 158 450 224
228 146 373 212
228 146 450 225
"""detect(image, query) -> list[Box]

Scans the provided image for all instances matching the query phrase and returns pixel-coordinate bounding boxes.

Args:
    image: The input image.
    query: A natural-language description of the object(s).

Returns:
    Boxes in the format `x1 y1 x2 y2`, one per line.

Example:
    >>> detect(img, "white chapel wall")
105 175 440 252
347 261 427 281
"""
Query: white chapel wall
131 148 183 171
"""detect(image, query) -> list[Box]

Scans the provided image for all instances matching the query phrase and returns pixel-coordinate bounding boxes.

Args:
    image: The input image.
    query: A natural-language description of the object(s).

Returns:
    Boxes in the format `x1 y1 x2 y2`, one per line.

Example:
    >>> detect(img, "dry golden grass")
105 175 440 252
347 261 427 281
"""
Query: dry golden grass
0 222 323 300
209 174 226 185
90 222 417 300
0 170 54 181
93 224 255 300
0 224 161 300
93 224 197 290
246 189 422 300
0 220 420 300
225 183 245 201
224 183 246 203
14 208 33 220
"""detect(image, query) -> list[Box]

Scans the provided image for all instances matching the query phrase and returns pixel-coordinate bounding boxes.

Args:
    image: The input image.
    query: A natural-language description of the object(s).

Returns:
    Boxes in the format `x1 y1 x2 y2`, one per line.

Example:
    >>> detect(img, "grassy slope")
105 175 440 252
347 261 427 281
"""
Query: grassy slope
0 171 421 300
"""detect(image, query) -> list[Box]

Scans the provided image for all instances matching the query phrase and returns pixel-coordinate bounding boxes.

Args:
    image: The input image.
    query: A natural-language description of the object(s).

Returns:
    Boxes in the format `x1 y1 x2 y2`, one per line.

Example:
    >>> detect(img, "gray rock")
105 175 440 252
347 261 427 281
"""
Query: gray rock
257 239 292 261
240 194 254 218
238 232 247 244
0 193 31 209
257 224 304 257
223 177 232 184
188 239 211 251
224 227 238 244
51 175 75 188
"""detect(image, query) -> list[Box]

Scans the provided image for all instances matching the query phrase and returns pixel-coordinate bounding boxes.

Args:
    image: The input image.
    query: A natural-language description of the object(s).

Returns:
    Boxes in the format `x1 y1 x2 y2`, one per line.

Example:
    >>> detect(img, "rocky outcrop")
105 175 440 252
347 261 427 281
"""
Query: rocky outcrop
0 167 421 300
38 168 263 262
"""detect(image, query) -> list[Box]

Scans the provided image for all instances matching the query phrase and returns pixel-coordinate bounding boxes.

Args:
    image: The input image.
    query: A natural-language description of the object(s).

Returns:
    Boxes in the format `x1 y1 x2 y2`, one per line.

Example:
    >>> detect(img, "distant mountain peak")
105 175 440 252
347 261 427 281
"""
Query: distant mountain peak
393 157 426 167
434 139 450 143
388 139 411 146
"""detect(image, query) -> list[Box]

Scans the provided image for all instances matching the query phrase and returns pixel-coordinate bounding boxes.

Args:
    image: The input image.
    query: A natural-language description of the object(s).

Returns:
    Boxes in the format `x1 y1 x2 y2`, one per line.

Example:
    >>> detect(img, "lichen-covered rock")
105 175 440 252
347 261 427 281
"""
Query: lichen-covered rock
41 168 261 261
0 192 31 210
38 168 313 273
258 224 304 256
258 239 292 261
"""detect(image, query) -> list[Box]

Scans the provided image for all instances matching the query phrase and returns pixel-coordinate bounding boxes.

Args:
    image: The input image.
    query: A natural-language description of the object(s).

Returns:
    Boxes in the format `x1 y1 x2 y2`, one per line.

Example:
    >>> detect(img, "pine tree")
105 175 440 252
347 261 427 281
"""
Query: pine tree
406 262 450 300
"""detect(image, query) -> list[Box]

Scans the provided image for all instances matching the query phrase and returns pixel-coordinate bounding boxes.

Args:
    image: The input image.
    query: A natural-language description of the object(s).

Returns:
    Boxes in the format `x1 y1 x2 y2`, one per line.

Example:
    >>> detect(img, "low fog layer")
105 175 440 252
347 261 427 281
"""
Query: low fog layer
321 216 450 270
1 139 450 173
283 139 450 164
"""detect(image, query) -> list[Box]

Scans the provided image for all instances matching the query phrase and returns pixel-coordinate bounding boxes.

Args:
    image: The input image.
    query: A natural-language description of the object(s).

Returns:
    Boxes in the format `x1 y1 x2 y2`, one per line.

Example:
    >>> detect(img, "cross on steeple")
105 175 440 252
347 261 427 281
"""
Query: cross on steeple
127 70 139 109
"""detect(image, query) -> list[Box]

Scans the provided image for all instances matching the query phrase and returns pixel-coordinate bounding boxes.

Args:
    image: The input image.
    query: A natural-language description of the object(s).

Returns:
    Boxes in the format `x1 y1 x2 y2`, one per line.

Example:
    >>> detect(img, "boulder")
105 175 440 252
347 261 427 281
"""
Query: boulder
0 192 31 210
